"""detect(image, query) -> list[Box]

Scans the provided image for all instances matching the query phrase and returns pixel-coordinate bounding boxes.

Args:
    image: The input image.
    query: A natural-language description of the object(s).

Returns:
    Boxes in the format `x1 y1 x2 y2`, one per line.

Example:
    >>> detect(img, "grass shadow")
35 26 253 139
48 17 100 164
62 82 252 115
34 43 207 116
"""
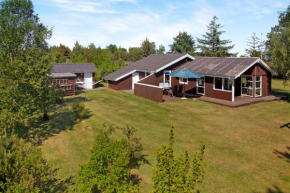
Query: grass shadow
17 97 92 145
53 175 75 192
266 185 284 193
280 122 290 130
273 146 290 163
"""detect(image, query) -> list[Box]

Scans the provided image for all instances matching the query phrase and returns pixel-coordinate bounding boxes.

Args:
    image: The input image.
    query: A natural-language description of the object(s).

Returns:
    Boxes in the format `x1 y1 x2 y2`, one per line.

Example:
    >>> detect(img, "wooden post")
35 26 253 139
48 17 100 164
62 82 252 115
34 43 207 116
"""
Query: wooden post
232 78 235 102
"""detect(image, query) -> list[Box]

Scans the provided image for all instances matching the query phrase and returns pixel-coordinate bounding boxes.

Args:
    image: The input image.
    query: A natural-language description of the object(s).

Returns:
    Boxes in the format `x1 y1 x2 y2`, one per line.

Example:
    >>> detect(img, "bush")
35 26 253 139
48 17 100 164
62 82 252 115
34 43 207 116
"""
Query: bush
72 101 85 121
77 125 140 192
0 136 58 192
152 127 206 193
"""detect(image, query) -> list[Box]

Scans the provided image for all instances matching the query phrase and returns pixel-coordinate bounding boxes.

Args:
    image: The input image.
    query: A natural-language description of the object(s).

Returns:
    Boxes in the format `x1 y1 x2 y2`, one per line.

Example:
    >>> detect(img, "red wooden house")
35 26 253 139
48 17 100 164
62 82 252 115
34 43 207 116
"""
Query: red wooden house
104 54 276 104
51 63 97 96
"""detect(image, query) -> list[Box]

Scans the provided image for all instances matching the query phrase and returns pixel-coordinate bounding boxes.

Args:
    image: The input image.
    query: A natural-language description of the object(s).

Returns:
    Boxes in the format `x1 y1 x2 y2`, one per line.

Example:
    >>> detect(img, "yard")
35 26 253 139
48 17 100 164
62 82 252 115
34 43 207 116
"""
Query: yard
39 79 290 192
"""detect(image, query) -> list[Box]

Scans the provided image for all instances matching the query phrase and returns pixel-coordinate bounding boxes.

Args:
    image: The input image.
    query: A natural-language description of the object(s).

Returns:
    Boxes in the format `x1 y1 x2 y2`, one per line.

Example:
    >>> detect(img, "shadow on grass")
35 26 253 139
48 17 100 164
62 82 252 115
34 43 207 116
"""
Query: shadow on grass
272 88 290 102
265 185 284 193
273 146 290 163
54 175 76 192
17 97 92 145
280 122 290 130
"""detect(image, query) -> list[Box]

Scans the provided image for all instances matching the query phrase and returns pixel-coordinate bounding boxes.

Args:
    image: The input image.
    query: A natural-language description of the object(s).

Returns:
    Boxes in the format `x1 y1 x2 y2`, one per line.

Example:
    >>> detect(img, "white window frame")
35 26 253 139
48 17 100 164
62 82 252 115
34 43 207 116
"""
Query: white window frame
241 75 253 97
255 76 262 97
213 77 232 92
179 77 188 85
164 70 171 87
196 78 205 95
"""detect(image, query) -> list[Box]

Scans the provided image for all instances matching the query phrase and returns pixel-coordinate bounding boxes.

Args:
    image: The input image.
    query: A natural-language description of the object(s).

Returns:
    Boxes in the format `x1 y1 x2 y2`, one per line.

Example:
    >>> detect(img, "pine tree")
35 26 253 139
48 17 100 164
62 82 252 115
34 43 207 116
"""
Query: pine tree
169 32 196 55
156 44 165 54
245 33 263 57
152 126 206 192
197 16 235 57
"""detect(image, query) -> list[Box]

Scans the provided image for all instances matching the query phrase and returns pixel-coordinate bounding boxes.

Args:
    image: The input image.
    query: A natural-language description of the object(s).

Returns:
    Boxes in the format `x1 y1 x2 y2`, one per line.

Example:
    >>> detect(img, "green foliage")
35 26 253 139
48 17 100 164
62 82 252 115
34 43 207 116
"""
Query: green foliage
266 5 290 80
50 44 71 63
128 47 144 62
197 16 235 57
72 101 85 121
106 44 118 54
0 135 58 192
77 124 140 193
141 37 156 57
93 53 115 80
156 44 166 54
0 0 54 135
245 33 263 57
120 125 148 169
152 127 206 193
169 32 196 54
71 41 88 63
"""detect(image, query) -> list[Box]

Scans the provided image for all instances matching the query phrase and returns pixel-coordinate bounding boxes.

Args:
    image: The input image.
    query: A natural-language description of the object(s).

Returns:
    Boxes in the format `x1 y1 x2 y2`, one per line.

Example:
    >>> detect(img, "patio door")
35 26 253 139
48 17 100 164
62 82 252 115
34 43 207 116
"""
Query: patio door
196 77 205 95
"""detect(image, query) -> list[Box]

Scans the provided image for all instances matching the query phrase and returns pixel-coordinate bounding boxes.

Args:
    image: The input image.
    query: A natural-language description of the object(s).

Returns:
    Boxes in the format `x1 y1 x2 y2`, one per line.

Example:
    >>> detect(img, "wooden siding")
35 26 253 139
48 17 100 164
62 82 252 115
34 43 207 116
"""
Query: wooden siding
205 76 232 101
108 74 132 90
51 77 76 96
139 72 145 79
171 77 197 94
134 83 163 102
139 58 190 86
241 63 271 97
235 77 241 96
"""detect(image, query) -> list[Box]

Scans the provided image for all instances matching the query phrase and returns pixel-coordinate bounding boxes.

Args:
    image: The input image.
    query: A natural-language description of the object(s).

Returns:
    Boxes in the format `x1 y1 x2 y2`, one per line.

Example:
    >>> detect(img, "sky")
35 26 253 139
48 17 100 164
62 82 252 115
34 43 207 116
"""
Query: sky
33 0 289 56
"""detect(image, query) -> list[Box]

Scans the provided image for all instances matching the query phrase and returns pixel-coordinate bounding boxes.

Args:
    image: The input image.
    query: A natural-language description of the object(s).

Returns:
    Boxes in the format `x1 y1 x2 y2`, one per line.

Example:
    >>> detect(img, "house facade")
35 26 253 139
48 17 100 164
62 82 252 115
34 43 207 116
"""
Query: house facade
104 54 275 103
51 63 97 96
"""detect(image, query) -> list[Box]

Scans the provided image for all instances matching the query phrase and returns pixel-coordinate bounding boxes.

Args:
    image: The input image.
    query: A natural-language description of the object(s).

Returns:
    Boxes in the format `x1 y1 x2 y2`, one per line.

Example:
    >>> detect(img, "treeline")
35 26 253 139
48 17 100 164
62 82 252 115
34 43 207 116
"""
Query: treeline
51 11 290 80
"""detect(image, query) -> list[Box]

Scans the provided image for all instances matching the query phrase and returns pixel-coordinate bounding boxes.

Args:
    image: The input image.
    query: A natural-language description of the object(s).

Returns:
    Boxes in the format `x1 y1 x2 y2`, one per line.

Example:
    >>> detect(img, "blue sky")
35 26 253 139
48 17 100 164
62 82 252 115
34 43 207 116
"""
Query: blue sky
33 0 289 56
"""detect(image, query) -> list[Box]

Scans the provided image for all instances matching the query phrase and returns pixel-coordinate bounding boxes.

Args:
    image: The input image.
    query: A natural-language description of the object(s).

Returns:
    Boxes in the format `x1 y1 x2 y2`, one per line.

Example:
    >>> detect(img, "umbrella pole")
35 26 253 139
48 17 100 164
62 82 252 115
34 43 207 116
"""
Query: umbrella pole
181 80 187 100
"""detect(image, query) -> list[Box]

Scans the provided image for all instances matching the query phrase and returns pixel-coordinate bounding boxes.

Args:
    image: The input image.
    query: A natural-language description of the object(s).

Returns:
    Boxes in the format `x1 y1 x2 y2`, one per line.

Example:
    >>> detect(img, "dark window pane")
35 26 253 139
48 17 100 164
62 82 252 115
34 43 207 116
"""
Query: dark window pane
215 77 222 89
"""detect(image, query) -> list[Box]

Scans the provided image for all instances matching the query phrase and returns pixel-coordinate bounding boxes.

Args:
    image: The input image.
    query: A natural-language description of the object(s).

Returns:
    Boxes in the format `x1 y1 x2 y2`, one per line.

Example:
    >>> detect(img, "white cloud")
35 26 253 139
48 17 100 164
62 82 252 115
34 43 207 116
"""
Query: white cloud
35 0 289 55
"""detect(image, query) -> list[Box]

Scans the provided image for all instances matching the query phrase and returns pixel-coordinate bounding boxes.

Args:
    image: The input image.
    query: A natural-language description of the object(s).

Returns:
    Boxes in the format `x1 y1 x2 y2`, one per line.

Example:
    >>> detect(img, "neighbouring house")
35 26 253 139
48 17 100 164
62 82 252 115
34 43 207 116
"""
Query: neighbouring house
51 63 97 96
104 54 276 103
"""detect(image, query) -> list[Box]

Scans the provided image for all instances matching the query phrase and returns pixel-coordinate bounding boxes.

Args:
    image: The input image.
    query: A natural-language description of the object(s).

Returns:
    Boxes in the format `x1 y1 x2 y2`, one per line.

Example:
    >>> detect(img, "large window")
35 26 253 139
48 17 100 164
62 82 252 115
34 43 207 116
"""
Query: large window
241 76 253 96
255 76 261 97
197 78 204 95
214 77 232 91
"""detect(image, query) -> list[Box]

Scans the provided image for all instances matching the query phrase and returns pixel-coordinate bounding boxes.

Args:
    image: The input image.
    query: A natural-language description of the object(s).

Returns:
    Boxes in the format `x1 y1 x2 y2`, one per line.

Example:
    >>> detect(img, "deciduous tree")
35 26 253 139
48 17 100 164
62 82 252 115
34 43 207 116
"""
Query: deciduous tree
77 124 141 193
0 0 53 135
141 37 156 57
266 5 290 80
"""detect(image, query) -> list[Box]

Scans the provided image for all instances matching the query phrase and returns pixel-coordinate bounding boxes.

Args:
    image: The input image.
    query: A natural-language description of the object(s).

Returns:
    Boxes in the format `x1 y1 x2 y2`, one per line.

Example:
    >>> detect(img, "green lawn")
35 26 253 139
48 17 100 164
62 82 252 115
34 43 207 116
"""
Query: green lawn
40 79 290 192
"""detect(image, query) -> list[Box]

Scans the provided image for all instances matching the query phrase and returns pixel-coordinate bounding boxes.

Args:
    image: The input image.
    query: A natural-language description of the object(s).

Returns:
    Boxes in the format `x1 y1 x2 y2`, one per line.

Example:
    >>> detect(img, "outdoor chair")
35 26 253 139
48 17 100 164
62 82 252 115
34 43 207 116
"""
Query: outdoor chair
168 87 174 97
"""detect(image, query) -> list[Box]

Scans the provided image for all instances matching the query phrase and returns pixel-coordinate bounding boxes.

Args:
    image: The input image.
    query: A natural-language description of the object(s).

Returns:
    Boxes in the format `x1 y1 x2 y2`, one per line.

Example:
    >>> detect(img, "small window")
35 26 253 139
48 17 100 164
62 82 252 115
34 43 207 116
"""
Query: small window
214 77 222 89
179 77 188 84
215 77 232 91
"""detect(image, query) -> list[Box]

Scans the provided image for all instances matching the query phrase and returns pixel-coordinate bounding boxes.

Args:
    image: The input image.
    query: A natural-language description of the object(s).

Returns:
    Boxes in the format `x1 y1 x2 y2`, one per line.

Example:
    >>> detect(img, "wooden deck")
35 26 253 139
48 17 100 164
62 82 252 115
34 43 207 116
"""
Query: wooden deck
163 94 286 107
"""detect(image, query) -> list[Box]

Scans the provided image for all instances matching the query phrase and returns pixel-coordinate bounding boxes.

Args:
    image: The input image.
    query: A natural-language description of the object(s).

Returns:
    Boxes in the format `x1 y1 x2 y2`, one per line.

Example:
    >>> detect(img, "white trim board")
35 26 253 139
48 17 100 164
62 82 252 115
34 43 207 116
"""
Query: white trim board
115 70 136 81
155 54 195 73
234 59 274 79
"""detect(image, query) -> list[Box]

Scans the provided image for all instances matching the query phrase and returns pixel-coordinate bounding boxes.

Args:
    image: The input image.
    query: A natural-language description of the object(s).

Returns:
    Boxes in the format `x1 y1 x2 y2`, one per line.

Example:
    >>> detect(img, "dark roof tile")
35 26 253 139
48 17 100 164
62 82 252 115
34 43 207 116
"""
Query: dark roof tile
52 63 97 73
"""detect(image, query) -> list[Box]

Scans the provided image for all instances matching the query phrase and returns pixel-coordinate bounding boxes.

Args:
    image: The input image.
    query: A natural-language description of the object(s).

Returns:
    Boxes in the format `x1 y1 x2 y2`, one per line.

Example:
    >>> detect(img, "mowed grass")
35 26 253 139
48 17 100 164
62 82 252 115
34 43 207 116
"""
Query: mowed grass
41 79 290 193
